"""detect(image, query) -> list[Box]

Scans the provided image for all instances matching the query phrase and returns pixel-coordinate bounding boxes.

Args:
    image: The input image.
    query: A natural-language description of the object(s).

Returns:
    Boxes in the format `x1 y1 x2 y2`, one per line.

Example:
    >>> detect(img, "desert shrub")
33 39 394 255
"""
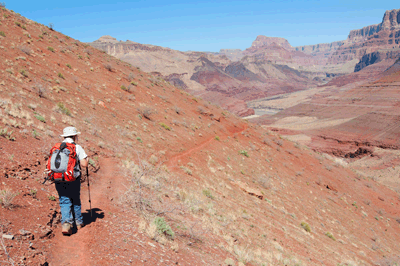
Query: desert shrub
239 150 249 158
215 136 220 141
57 102 71 116
58 73 65 79
35 83 46 98
325 232 336 241
0 31 5 37
48 23 54 30
66 64 72 69
174 106 181 114
197 106 207 115
34 114 46 123
121 85 128 91
19 69 28 77
0 128 15 141
273 138 283 146
180 166 192 175
202 189 214 199
257 174 272 189
0 189 17 209
159 123 171 131
47 46 54 52
300 222 311 232
32 129 39 139
48 195 56 201
104 63 113 72
153 217 175 239
137 107 154 120
19 45 32 55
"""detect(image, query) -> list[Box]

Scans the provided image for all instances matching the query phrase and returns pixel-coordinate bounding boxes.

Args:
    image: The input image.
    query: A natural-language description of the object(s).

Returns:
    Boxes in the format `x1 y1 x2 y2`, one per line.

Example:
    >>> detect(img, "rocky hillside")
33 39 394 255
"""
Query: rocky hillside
2 7 400 266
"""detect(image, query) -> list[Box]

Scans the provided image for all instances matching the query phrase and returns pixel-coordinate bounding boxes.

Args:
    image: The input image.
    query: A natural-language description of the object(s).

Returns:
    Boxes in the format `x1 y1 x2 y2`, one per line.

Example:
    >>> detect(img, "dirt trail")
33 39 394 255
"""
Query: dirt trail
167 123 248 169
47 158 118 266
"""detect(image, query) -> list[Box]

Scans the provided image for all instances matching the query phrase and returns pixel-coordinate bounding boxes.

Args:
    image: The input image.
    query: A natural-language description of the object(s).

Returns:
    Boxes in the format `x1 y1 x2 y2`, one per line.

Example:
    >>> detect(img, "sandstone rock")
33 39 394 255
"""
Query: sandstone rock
250 35 293 51
2 234 14 240
234 181 263 200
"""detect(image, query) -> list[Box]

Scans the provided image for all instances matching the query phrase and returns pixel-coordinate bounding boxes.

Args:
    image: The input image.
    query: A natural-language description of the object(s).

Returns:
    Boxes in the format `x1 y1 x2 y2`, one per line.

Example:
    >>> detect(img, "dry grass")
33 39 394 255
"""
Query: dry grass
0 188 17 209
137 107 154 120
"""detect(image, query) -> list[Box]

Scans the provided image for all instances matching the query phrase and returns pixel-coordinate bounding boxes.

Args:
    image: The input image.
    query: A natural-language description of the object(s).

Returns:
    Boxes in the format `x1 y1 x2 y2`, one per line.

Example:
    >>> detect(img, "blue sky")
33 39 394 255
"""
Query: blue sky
5 1 398 52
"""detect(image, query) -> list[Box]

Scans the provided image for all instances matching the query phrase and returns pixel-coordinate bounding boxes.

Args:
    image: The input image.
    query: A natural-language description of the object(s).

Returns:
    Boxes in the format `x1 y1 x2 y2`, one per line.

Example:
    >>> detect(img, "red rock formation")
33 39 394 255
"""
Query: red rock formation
329 9 400 65
249 35 293 50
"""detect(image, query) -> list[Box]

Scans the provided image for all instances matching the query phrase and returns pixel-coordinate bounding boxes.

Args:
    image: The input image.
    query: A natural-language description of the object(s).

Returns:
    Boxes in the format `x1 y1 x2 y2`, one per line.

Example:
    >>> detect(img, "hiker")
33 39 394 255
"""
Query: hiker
48 127 88 235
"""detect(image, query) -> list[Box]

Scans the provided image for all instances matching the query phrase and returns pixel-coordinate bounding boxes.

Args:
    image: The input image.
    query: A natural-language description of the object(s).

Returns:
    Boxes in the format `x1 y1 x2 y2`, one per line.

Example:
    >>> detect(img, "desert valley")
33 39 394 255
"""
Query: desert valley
1 5 400 266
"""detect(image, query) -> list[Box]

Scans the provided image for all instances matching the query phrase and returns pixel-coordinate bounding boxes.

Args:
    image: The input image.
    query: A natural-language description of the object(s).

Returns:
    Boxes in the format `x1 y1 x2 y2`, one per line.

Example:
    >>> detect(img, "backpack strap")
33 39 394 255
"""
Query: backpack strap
60 142 67 150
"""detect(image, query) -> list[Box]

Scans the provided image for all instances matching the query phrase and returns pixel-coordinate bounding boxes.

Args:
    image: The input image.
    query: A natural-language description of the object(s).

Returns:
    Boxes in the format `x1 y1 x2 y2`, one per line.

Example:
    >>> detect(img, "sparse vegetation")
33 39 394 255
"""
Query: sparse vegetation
47 195 56 201
0 128 15 141
32 129 39 139
58 73 65 79
19 69 28 77
57 102 71 116
325 232 336 241
88 158 96 167
215 136 220 141
30 189 37 197
20 45 32 55
153 217 175 239
104 63 113 72
47 46 54 52
137 107 154 120
202 189 214 199
239 150 249 157
180 166 192 175
174 106 181 114
0 189 17 209
300 222 311 232
0 31 6 37
66 64 72 69
34 114 46 123
160 123 171 131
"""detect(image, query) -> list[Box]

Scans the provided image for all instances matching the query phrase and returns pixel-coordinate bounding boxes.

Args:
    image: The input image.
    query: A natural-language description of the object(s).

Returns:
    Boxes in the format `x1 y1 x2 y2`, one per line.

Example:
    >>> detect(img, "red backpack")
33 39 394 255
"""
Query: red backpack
46 142 80 182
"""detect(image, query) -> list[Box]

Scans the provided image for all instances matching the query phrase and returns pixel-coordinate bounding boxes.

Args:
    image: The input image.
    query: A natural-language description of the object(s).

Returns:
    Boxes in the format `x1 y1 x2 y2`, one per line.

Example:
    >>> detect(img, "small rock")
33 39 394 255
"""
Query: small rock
2 234 14 240
0 81 5 86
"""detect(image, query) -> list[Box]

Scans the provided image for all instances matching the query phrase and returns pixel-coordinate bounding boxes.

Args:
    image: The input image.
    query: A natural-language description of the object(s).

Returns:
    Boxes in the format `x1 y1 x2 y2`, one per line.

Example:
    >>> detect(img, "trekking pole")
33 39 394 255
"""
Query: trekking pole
86 167 93 218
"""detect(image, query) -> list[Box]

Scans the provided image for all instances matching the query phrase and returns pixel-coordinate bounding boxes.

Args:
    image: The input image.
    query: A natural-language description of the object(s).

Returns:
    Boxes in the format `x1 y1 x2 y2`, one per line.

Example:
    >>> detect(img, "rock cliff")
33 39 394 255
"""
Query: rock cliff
329 9 400 65
347 24 381 43
354 49 400 72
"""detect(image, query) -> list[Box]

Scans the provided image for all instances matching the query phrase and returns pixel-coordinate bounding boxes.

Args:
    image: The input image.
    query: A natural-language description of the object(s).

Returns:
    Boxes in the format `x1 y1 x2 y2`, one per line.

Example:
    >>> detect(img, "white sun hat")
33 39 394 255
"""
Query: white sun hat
60 126 81 137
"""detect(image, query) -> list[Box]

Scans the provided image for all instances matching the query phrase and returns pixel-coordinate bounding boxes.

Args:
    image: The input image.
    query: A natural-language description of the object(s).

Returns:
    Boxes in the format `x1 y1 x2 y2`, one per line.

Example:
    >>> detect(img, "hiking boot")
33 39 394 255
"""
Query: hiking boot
76 223 84 230
62 223 72 235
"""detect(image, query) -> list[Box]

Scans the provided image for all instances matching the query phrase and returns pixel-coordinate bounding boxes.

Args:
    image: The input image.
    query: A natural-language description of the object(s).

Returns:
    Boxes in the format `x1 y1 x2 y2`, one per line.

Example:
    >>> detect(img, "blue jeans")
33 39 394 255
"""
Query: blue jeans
55 179 83 225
